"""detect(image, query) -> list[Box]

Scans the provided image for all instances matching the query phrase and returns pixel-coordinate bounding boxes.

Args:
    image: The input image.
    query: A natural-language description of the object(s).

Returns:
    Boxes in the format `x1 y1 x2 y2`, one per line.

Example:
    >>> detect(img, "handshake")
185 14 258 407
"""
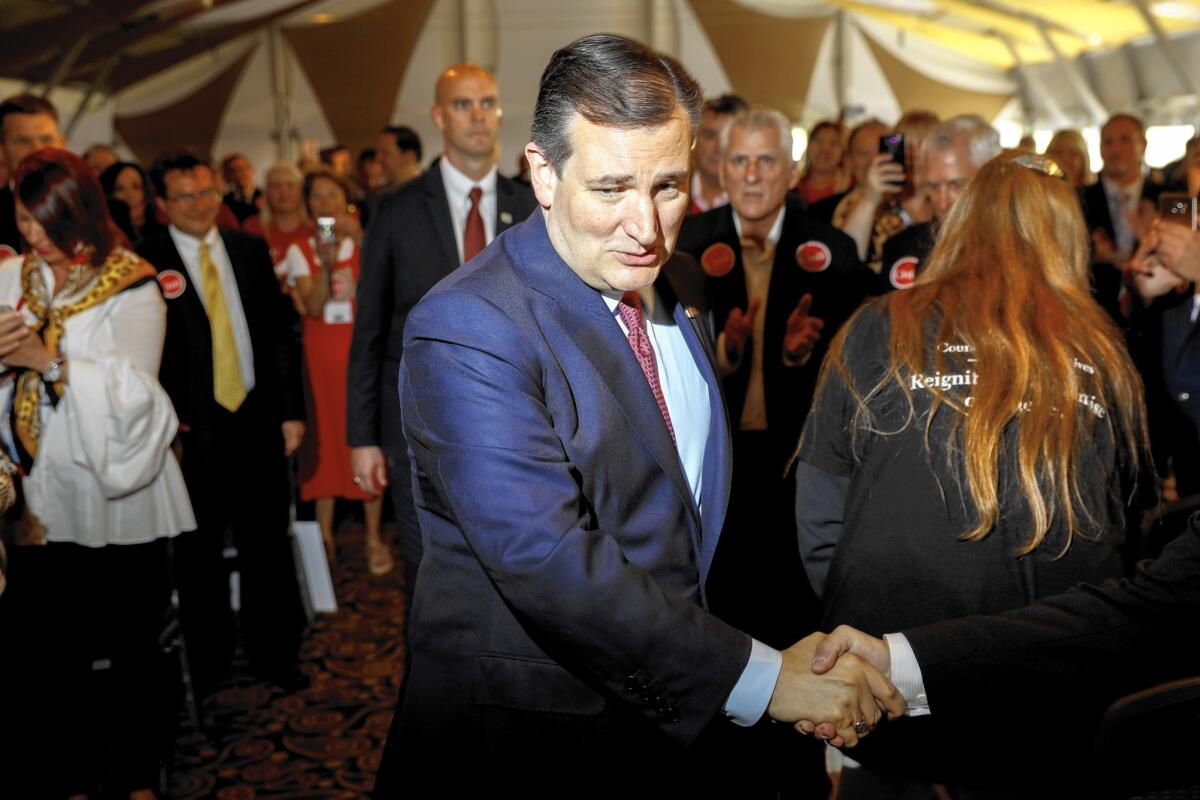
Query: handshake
765 626 901 747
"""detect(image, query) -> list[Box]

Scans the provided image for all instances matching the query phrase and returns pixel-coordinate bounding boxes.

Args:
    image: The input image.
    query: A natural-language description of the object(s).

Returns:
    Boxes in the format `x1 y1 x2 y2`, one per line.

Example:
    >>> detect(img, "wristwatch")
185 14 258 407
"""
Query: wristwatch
43 356 65 383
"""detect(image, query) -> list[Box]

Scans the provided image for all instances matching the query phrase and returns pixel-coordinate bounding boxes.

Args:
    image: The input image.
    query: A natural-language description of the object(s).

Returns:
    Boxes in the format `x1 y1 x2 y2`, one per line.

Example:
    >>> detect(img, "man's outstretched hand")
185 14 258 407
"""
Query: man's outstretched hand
767 632 904 747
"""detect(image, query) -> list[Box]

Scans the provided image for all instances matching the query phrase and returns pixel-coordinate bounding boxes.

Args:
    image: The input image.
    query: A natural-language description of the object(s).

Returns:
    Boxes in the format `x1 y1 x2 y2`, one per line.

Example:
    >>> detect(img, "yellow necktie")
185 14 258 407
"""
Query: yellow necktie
199 241 247 411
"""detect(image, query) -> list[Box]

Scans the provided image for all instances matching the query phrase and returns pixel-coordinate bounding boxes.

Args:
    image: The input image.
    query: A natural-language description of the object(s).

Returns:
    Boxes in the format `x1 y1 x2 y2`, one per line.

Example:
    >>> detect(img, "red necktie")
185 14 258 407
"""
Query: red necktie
463 186 485 263
617 292 676 443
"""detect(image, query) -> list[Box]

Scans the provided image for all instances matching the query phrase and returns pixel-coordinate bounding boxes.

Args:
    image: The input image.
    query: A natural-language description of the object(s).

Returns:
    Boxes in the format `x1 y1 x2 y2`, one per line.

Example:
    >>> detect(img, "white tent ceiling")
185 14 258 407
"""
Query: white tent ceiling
2 0 1197 175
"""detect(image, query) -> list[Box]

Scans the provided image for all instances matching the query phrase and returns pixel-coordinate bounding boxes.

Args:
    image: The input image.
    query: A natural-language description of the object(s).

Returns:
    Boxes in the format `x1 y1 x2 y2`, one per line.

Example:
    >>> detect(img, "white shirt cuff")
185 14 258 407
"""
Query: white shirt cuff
884 632 930 717
723 638 783 726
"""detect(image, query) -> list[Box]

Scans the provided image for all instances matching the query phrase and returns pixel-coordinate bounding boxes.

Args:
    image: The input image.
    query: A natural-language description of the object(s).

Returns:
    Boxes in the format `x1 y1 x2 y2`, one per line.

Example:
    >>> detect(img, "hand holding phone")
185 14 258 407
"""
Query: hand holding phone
1159 192 1197 230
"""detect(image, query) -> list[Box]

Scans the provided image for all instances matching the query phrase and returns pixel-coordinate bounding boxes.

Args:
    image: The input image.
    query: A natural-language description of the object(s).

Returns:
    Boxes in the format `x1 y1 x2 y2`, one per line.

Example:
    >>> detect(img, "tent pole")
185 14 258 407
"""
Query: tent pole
40 34 92 98
994 31 1065 130
1128 0 1200 97
833 10 847 114
65 56 119 139
268 26 294 163
1034 23 1108 126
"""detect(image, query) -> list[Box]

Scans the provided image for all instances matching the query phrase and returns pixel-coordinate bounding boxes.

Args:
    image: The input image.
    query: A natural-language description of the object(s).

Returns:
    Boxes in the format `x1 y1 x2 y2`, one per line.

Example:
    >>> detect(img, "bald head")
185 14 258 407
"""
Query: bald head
431 62 501 180
435 63 496 104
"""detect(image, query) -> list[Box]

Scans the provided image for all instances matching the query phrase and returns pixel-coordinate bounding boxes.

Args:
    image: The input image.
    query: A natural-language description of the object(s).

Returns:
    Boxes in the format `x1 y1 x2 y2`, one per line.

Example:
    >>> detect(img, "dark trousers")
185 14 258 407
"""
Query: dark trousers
176 404 306 698
0 538 179 797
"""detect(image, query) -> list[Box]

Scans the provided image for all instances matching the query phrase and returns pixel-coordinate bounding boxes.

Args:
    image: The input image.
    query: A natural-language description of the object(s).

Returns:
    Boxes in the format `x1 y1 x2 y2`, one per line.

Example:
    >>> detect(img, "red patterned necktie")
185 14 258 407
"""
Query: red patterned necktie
617 292 676 443
463 186 485 263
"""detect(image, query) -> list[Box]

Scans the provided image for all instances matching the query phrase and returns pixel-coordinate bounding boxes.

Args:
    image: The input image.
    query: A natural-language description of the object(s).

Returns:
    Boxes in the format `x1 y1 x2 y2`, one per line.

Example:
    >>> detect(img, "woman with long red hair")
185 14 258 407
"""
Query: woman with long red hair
0 148 193 799
794 150 1153 795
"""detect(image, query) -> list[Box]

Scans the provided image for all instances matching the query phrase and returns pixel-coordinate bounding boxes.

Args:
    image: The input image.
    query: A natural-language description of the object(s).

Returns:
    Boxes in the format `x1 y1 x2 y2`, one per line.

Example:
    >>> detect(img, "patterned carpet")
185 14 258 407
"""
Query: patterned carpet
169 521 406 799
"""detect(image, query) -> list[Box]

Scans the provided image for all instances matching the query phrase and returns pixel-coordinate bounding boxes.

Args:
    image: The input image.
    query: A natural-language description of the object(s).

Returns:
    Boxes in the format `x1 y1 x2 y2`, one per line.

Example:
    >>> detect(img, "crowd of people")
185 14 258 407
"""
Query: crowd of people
0 29 1198 799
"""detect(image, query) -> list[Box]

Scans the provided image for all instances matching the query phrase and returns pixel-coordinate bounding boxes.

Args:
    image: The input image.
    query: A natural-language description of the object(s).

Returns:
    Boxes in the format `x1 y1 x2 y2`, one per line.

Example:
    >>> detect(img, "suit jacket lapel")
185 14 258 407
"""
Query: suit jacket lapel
513 213 698 537
659 272 731 584
495 177 526 234
155 236 208 325
423 166 460 269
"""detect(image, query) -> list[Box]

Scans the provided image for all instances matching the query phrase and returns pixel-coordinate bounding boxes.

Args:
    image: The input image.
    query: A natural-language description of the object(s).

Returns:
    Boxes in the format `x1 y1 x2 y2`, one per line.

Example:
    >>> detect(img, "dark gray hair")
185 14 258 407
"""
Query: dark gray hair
530 33 702 174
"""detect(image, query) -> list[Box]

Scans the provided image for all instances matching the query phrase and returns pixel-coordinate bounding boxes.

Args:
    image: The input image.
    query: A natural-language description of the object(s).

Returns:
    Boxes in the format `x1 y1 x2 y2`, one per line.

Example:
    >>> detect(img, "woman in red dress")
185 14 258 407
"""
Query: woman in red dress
795 120 848 207
283 169 390 574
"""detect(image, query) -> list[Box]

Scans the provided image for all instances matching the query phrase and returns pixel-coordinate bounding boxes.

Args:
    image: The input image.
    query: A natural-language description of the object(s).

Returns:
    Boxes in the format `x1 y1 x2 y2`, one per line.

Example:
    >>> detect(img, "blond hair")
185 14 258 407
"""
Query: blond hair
824 150 1148 554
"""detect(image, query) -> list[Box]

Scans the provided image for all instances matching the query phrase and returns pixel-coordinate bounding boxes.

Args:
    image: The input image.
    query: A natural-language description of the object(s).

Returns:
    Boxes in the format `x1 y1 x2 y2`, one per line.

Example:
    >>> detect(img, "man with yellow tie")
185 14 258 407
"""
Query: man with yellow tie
138 151 309 701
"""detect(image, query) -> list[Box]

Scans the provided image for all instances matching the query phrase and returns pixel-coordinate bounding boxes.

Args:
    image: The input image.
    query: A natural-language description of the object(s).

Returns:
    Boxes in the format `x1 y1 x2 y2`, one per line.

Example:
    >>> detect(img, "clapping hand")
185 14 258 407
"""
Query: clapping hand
723 298 761 364
784 293 824 360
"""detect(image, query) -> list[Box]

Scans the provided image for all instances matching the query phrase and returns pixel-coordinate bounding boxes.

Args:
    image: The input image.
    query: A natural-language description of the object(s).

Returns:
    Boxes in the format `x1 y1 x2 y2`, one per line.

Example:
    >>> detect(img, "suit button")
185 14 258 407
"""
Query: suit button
666 709 681 723
624 678 638 694
1181 392 1191 402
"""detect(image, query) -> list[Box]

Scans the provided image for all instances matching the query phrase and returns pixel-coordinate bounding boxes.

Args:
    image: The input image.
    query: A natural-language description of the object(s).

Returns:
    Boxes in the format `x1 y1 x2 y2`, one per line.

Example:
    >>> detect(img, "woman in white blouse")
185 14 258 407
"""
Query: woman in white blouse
0 149 194 800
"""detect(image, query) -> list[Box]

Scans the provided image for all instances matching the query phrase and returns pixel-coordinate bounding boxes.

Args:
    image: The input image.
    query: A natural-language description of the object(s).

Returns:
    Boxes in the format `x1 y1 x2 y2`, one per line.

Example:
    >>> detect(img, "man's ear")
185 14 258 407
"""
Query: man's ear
526 143 557 210
155 196 168 218
431 104 445 132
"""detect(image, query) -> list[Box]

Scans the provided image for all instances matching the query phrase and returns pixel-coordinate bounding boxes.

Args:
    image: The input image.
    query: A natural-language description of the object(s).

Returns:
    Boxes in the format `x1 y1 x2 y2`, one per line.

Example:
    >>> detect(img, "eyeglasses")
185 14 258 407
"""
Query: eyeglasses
1012 153 1066 180
166 187 219 204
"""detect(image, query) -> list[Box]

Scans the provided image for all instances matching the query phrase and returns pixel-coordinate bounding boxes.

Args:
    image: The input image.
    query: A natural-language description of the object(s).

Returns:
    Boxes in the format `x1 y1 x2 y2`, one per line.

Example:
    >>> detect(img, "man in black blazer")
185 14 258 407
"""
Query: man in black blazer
1081 113 1164 319
138 151 308 699
347 63 537 597
675 108 871 650
805 511 1200 793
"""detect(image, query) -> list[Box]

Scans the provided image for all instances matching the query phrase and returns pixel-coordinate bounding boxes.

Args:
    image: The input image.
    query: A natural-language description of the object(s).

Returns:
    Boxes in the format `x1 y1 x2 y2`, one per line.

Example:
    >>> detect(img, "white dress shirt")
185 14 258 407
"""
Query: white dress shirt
439 157 498 264
1101 173 1145 256
0 252 196 546
603 284 779 725
169 225 256 393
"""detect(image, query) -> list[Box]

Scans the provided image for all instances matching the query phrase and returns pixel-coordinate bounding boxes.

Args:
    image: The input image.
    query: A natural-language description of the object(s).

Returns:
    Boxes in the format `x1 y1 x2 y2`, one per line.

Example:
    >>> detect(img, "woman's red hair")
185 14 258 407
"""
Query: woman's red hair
15 147 127 267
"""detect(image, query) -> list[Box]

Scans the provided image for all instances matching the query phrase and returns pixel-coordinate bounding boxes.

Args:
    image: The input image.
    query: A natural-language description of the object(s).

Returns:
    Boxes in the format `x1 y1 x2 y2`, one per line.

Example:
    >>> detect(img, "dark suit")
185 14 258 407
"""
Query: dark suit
1081 178 1163 319
0 186 20 259
675 199 870 648
137 228 307 696
346 166 536 593
1130 289 1200 495
897 513 1200 794
373 210 750 791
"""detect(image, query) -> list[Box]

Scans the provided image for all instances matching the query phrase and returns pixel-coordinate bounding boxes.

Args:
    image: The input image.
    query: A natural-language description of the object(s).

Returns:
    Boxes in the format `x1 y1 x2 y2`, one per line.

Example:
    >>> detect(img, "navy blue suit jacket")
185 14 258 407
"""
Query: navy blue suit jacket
393 209 749 752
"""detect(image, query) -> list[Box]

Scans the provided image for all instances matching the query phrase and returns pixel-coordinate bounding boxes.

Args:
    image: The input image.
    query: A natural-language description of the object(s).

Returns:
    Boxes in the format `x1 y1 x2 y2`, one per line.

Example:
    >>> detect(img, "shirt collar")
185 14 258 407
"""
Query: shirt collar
439 156 498 202
1102 173 1144 205
168 224 219 257
601 284 661 321
732 205 786 249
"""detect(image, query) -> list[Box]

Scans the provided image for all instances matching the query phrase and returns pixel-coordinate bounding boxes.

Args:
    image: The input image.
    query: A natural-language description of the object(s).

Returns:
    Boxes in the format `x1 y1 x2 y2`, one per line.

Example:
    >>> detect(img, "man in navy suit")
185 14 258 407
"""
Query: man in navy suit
371 35 901 794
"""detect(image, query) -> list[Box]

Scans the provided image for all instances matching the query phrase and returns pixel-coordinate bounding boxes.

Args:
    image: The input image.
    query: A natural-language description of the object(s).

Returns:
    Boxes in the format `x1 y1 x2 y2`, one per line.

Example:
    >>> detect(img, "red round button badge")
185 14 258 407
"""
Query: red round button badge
889 256 918 290
700 242 736 277
796 241 831 273
157 269 187 300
